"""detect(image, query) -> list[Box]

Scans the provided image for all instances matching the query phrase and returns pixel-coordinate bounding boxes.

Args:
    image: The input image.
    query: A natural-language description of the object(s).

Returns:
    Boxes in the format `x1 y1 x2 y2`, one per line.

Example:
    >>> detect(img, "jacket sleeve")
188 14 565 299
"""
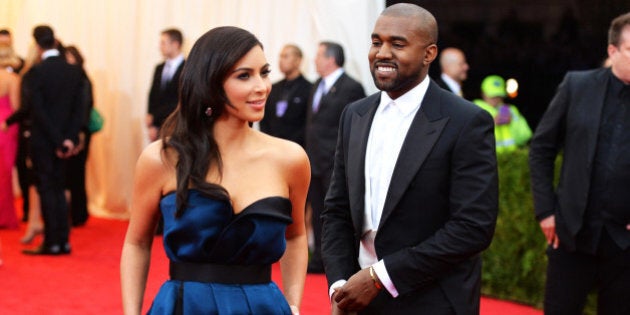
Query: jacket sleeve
529 73 571 221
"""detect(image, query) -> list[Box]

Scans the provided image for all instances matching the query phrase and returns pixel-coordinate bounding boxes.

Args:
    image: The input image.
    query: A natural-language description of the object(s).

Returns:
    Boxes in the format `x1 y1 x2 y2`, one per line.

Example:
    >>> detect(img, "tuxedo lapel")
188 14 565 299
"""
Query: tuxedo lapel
378 84 449 230
348 95 380 233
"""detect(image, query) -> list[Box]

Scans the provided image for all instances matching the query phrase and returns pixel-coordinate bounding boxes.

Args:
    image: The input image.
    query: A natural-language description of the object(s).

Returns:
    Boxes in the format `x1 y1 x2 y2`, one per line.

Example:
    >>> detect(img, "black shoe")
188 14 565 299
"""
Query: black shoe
22 243 71 255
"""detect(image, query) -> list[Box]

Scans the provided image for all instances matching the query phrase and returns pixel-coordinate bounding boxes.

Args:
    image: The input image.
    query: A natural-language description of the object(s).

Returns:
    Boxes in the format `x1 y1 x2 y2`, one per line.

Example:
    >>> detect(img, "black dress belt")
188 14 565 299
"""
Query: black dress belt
169 261 272 284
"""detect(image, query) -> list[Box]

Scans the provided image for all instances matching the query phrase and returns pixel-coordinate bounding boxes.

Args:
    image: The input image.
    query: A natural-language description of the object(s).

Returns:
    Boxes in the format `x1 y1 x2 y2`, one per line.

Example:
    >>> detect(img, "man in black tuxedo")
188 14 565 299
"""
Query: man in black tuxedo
432 47 468 98
529 12 630 314
260 44 312 146
305 41 365 273
147 28 185 142
321 4 498 314
22 25 85 255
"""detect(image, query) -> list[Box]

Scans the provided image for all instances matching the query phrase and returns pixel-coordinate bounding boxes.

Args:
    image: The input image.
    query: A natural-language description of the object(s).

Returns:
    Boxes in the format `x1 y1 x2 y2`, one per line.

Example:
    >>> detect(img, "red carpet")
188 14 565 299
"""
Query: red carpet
0 200 542 314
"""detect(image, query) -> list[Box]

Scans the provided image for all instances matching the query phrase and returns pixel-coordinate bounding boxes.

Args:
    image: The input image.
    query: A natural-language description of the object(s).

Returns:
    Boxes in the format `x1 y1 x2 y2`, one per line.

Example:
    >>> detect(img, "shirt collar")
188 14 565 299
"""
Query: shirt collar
42 49 60 60
378 75 430 117
609 67 630 97
322 68 344 92
441 72 461 94
166 54 184 67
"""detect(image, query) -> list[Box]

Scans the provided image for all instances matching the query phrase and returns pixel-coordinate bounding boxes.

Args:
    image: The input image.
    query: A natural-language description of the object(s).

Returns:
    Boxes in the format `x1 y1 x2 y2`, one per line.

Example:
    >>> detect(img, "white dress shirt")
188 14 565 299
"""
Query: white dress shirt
441 72 463 97
162 53 184 83
329 76 430 299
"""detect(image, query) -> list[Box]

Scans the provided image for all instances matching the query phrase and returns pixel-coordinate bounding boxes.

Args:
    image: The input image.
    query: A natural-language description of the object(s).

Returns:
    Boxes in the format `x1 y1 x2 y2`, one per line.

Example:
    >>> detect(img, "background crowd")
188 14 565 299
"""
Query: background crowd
1 1 630 314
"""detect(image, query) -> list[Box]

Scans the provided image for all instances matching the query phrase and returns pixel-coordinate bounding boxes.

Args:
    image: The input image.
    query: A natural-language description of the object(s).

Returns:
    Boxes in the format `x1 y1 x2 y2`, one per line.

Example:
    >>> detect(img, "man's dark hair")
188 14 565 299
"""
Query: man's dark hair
33 25 55 49
0 29 10 36
162 28 183 46
609 12 630 47
320 41 345 68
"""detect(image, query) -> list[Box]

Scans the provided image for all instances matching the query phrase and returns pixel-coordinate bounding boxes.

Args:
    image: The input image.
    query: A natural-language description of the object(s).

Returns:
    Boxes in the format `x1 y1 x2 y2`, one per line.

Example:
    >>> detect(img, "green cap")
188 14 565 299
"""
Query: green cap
481 75 506 98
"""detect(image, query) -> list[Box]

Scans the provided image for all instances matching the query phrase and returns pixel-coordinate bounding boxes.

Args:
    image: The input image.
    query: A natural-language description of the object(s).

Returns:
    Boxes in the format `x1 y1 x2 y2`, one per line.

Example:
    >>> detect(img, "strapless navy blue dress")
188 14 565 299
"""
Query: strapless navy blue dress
147 189 293 314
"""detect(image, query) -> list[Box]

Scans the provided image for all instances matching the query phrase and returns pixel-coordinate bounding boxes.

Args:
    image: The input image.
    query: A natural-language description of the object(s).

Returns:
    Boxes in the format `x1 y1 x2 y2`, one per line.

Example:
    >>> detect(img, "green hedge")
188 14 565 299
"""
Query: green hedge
481 148 596 314
481 148 547 307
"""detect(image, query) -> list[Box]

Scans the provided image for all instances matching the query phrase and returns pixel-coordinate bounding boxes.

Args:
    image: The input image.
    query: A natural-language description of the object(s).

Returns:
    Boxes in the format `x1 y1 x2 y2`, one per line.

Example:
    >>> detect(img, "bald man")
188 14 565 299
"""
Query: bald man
434 47 469 97
321 3 497 314
260 44 312 146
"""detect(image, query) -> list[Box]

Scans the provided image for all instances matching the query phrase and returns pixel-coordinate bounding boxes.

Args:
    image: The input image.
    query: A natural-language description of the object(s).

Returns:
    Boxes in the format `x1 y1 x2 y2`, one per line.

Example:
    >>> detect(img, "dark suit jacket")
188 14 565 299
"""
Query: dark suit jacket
260 74 312 146
305 72 365 177
529 67 630 251
148 60 185 128
321 81 498 314
22 55 85 148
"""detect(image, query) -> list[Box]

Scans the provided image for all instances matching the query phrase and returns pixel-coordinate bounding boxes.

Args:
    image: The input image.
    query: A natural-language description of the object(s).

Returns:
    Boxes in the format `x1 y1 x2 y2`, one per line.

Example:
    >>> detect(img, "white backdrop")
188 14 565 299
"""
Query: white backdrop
0 0 384 218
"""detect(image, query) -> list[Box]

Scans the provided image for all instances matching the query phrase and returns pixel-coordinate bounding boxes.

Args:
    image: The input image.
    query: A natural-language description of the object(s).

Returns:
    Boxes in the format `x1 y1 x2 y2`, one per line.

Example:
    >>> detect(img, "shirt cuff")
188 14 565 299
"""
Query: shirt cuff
328 279 347 302
374 260 399 298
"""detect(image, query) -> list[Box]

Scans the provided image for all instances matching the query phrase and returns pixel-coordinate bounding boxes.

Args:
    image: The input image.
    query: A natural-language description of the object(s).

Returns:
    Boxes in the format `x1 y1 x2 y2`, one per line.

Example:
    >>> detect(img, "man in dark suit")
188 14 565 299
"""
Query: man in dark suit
529 12 630 314
305 41 365 273
147 28 185 142
432 47 468 98
22 25 85 255
260 44 311 146
321 4 498 314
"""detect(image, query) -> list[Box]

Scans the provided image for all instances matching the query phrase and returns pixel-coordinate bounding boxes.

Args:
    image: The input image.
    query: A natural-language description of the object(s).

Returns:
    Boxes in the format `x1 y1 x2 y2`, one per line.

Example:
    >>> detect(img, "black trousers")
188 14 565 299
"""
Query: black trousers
65 134 91 226
307 170 332 268
15 128 31 220
544 230 630 315
31 140 70 247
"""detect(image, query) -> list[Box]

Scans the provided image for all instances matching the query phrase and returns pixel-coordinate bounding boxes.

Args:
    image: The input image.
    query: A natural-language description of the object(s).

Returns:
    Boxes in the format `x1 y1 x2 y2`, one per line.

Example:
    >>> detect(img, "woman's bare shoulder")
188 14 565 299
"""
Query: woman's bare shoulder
136 140 177 178
257 134 310 183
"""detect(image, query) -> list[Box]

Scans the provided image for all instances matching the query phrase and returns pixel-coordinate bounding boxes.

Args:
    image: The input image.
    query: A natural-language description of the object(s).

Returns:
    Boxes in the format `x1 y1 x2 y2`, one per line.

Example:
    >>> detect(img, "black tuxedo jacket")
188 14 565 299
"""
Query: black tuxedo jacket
529 67 630 251
321 81 498 314
260 75 312 146
22 55 85 148
305 72 365 177
148 60 185 128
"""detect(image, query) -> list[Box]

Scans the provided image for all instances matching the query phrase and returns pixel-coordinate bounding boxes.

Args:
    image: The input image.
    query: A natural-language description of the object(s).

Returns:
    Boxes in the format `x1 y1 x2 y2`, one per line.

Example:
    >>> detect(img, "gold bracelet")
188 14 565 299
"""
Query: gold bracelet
369 266 383 290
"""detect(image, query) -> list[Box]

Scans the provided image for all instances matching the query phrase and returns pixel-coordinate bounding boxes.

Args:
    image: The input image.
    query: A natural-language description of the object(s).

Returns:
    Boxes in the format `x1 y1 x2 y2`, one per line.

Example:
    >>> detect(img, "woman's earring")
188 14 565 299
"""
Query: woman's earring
205 107 213 117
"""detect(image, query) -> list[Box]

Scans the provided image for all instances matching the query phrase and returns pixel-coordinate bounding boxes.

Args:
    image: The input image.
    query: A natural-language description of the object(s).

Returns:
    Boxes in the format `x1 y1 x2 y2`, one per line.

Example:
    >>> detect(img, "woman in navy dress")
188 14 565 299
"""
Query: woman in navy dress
120 26 310 315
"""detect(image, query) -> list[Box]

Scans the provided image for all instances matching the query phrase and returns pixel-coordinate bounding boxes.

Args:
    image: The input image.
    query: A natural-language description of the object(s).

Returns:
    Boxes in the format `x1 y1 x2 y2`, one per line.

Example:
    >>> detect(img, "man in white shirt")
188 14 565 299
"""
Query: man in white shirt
321 4 498 314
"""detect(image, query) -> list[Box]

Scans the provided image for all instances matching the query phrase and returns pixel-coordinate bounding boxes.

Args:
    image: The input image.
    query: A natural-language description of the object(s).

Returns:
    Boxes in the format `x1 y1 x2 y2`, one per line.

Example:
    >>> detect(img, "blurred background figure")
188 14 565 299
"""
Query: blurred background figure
473 75 532 153
0 29 24 73
146 28 185 142
260 44 312 147
64 45 93 227
3 44 44 243
305 41 365 273
433 47 469 97
0 43 21 229
21 25 85 255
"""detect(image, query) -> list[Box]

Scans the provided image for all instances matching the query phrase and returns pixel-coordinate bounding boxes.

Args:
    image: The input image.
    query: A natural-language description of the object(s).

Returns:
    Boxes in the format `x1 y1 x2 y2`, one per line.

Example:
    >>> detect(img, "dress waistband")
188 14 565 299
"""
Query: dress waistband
169 261 271 284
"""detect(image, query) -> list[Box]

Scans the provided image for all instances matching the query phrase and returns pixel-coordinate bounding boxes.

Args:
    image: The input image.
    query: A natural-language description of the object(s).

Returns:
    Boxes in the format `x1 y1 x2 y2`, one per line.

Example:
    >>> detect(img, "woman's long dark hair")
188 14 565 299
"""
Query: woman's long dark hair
160 26 263 216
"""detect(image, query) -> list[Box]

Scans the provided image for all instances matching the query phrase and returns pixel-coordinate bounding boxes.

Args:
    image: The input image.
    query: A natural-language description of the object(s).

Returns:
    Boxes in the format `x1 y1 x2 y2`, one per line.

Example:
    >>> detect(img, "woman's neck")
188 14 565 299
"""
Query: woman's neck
213 116 253 153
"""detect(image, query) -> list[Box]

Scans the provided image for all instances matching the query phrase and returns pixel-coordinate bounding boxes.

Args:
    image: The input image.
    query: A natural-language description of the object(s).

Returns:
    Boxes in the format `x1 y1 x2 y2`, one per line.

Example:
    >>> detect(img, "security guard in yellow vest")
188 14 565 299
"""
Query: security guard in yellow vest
473 75 532 154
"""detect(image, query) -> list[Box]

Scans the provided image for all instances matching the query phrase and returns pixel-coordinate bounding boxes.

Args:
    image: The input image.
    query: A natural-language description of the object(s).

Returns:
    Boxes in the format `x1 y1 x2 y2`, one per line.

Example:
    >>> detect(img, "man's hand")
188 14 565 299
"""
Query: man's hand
331 298 355 315
56 139 75 159
333 268 380 312
539 215 559 249
0 120 7 132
